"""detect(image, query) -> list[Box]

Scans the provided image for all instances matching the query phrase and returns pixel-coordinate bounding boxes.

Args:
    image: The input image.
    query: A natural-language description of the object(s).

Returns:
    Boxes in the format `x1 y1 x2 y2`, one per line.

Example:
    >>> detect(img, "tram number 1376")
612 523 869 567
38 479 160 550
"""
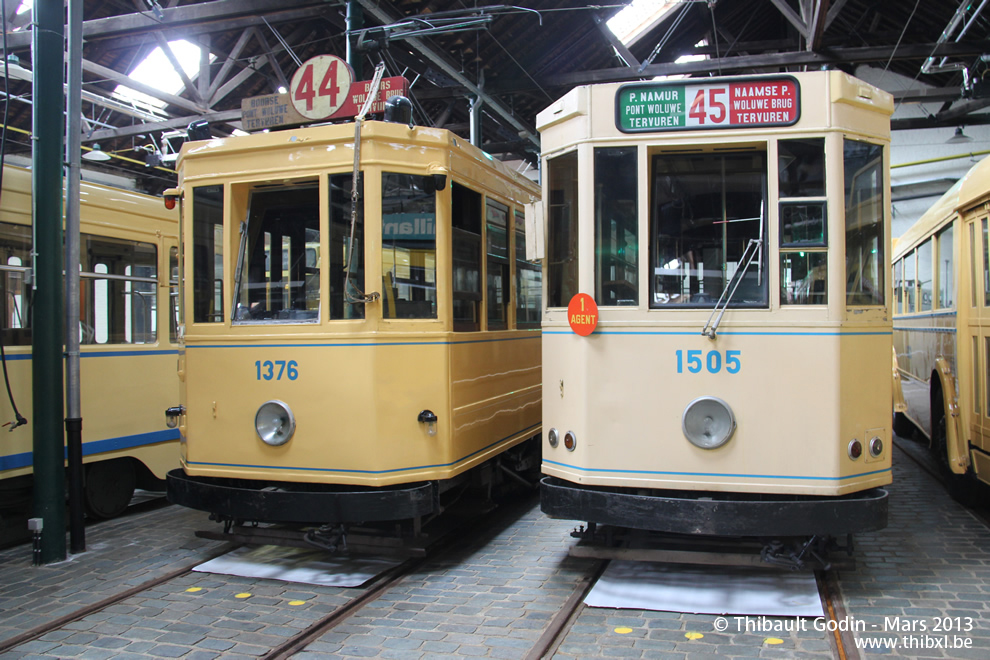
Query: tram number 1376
675 349 741 374
255 360 300 381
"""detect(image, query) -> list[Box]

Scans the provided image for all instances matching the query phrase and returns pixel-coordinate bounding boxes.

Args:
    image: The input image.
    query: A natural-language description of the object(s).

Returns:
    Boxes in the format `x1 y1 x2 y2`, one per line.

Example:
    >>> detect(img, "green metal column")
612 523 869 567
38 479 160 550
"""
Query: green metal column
346 0 364 80
31 0 66 563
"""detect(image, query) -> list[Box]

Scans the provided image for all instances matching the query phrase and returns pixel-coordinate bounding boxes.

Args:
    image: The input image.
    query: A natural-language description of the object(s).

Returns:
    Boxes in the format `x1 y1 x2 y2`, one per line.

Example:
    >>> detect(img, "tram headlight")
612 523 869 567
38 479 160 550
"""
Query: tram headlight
164 405 184 429
255 400 296 446
548 428 559 448
848 439 863 460
869 436 884 458
681 397 736 449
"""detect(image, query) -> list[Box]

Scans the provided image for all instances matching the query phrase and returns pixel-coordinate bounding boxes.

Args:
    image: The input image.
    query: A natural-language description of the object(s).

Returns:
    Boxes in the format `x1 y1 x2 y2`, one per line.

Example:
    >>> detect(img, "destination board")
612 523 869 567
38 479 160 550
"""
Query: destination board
616 77 800 133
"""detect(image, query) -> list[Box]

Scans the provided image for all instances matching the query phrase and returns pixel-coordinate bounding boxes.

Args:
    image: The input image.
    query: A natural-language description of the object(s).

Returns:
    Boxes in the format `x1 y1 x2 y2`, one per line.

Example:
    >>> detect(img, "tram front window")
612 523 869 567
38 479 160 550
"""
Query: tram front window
233 180 320 323
650 150 768 308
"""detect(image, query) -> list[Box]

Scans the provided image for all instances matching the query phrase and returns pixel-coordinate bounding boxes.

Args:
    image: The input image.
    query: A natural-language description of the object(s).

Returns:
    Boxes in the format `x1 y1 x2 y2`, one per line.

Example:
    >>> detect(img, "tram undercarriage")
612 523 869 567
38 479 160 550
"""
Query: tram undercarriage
541 476 888 569
167 437 540 557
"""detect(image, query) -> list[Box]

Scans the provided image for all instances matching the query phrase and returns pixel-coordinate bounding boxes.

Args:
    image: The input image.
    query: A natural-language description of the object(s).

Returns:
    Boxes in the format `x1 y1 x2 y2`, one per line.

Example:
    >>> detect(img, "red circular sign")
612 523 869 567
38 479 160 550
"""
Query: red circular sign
567 293 598 336
290 55 354 120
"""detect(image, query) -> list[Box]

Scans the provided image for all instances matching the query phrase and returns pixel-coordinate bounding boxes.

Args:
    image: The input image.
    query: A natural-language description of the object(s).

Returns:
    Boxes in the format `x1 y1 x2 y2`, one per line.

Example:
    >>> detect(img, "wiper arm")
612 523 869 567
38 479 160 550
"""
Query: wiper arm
701 238 762 340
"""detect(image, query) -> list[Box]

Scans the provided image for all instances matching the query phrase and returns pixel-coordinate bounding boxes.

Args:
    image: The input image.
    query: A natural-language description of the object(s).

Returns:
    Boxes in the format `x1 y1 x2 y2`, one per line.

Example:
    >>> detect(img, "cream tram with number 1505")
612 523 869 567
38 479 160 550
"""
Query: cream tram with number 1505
536 71 893 559
164 98 542 552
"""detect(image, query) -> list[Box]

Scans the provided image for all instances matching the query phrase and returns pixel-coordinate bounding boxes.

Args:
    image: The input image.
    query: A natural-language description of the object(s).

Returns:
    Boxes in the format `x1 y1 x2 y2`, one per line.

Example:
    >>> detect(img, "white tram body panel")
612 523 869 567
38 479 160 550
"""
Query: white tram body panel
537 71 893 525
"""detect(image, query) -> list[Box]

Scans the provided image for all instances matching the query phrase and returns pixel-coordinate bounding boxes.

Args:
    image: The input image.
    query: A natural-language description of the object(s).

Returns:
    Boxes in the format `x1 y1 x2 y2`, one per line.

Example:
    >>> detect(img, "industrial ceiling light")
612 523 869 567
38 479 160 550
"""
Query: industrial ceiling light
82 144 111 161
947 127 974 144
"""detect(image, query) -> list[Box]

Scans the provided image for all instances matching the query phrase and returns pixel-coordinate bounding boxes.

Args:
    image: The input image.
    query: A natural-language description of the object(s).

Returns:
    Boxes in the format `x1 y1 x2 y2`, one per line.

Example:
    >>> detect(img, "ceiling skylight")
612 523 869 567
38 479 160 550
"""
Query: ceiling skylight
607 0 679 46
112 40 206 111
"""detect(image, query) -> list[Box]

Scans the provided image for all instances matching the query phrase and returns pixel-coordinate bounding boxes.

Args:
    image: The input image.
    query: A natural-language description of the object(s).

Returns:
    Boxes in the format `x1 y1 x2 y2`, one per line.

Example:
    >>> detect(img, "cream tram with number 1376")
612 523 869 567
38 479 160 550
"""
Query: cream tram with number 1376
536 71 893 561
164 96 542 552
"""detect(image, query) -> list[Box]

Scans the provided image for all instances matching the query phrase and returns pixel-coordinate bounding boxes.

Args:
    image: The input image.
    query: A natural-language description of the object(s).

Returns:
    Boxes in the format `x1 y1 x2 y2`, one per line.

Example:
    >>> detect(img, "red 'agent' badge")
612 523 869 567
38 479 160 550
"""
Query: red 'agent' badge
567 293 598 336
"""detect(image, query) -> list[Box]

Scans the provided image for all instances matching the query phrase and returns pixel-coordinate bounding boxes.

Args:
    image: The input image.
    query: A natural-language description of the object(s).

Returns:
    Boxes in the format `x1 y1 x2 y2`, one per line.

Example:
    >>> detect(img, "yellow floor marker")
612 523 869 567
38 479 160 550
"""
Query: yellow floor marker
765 637 784 645
685 632 704 640
288 600 307 606
234 593 252 599
614 627 633 634
185 587 202 593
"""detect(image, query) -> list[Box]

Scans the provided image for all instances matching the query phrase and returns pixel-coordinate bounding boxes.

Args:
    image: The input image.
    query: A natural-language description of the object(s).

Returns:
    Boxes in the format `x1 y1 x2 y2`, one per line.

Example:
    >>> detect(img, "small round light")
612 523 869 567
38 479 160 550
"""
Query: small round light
869 436 883 458
255 400 295 446
548 428 559 448
564 431 576 451
848 439 863 460
682 397 735 449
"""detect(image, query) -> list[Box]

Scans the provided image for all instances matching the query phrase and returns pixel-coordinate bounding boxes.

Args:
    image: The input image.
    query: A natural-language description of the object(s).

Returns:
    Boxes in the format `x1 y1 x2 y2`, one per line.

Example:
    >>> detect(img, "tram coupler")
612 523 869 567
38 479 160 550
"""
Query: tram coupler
760 535 836 571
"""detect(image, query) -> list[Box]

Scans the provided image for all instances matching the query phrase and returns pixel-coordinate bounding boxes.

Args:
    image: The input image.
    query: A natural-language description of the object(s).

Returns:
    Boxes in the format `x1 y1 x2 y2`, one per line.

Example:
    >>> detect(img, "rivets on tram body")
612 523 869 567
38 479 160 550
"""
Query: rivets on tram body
681 396 736 449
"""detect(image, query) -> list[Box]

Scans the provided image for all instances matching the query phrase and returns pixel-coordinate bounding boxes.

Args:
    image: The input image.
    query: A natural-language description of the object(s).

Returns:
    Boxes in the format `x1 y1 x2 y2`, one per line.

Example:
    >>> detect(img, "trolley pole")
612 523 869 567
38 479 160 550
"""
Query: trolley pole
65 0 86 554
31 0 67 563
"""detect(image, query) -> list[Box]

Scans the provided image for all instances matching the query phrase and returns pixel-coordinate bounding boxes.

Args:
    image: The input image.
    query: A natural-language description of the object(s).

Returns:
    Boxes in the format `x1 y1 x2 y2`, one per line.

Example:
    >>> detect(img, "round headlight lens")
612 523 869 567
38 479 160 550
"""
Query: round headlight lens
682 396 736 449
548 428 559 448
255 400 296 446
869 436 884 458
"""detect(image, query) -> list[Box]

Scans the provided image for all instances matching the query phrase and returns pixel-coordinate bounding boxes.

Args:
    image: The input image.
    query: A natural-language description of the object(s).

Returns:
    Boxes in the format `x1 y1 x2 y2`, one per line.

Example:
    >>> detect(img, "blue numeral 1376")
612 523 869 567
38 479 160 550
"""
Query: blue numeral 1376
255 360 299 380
675 349 740 374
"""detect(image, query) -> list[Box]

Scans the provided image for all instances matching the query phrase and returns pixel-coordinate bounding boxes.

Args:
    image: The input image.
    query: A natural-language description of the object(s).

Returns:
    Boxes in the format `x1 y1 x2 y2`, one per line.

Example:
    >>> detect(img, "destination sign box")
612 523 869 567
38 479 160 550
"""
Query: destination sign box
241 75 409 131
616 77 799 133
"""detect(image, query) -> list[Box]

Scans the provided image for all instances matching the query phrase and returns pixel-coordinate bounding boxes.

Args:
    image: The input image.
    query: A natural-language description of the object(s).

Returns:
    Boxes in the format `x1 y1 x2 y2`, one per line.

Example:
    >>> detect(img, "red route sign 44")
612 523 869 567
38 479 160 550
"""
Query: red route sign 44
567 293 598 336
290 54 354 120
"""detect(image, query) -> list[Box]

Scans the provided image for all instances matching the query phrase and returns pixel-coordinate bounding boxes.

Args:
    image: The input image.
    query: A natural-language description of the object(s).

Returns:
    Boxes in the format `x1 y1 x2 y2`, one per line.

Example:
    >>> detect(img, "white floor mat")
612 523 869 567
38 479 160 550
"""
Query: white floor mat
193 545 402 587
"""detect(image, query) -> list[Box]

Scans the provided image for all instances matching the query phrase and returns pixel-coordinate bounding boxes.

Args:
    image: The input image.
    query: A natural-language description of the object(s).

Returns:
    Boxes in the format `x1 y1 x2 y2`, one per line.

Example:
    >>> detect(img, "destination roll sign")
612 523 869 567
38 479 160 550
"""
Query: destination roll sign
616 76 799 133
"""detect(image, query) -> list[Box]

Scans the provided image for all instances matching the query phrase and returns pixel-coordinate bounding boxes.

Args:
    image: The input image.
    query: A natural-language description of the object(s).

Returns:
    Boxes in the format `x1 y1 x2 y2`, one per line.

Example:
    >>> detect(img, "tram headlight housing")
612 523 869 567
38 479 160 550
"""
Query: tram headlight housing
255 400 295 446
418 409 438 436
548 428 559 448
563 431 577 451
164 405 184 429
869 436 884 458
848 439 863 460
682 396 736 449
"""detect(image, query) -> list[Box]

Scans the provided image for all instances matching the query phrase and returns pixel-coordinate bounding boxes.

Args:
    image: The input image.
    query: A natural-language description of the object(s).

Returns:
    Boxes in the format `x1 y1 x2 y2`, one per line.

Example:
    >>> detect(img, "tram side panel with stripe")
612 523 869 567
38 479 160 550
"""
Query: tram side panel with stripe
536 71 893 542
165 112 542 540
0 165 180 520
892 153 990 503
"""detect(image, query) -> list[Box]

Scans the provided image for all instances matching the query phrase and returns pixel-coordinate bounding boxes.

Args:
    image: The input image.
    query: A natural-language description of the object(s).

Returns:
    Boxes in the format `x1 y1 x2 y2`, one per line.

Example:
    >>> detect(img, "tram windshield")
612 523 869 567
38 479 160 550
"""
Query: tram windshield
650 150 768 307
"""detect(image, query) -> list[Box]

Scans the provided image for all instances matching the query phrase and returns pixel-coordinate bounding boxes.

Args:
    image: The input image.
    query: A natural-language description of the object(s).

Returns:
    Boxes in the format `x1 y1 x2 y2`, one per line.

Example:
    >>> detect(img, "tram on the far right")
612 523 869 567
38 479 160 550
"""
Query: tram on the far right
534 70 894 560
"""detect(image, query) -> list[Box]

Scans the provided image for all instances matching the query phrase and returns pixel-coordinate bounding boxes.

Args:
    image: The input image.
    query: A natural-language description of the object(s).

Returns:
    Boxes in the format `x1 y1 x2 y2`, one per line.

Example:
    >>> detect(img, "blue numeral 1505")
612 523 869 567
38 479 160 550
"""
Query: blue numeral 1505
675 349 741 374
255 360 299 381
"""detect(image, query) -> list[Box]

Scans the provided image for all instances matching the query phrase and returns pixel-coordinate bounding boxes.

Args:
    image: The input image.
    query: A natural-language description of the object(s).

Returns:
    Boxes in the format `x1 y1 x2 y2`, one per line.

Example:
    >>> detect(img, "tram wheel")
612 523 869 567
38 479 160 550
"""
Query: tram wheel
85 458 136 519
933 414 982 507
892 412 916 439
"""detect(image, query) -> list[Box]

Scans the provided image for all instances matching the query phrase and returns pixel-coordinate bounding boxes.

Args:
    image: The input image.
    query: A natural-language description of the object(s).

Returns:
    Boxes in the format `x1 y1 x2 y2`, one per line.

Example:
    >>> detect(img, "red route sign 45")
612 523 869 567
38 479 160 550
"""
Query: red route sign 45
290 54 354 119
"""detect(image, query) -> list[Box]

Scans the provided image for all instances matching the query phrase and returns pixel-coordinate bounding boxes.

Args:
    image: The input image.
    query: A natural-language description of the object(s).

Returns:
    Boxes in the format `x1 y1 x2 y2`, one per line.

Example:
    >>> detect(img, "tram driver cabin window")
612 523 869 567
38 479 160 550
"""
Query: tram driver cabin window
843 139 885 306
192 185 224 323
381 173 438 320
649 150 768 308
778 139 827 305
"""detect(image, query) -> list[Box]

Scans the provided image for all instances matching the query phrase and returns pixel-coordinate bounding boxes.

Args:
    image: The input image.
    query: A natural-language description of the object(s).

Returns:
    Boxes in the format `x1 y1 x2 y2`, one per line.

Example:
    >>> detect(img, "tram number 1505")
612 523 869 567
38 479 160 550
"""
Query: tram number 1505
255 360 300 381
675 349 741 374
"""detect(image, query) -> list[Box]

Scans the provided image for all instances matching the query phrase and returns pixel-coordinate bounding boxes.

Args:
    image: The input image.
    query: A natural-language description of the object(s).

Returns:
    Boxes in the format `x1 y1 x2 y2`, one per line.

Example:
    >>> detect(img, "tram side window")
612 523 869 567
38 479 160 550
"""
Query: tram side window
983 218 990 307
937 225 954 309
0 222 32 346
843 140 884 306
382 173 437 319
917 239 932 312
80 235 157 344
969 222 977 307
547 151 578 308
192 185 224 323
451 183 482 331
169 246 179 343
903 250 916 312
329 173 365 320
779 139 827 306
486 198 509 330
650 150 768 308
515 210 541 328
233 180 320 323
594 147 638 306
893 259 903 314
